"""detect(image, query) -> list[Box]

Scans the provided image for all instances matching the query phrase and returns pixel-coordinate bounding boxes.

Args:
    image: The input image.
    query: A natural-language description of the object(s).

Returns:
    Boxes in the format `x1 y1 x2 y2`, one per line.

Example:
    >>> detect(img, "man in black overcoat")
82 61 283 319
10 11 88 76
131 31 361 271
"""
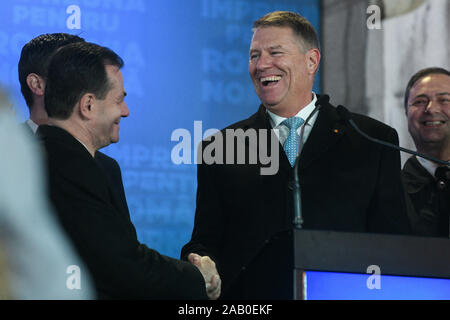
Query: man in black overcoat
38 41 220 299
182 11 411 299
402 67 450 237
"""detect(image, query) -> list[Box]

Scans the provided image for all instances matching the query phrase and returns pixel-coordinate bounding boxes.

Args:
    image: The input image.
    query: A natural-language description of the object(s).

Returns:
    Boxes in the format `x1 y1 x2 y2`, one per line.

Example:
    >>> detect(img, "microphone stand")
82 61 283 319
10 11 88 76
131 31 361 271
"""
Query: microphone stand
292 95 324 300
293 99 323 229
336 105 450 167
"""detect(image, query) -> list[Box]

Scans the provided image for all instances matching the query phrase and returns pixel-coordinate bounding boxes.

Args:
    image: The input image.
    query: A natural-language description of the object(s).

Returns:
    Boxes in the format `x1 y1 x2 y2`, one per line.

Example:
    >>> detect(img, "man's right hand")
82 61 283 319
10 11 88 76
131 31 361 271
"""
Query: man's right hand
188 253 221 300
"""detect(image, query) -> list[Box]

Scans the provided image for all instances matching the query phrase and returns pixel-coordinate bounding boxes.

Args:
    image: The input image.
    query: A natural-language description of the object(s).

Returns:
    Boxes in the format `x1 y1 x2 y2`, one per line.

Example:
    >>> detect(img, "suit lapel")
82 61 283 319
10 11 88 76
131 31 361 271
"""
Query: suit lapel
403 156 434 193
242 105 291 173
299 103 346 171
39 125 125 218
242 101 350 173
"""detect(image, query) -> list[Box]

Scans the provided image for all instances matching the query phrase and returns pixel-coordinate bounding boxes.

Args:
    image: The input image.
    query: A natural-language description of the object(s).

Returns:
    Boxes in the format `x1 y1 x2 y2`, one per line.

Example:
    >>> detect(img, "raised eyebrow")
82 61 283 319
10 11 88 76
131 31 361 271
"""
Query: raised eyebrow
437 92 450 96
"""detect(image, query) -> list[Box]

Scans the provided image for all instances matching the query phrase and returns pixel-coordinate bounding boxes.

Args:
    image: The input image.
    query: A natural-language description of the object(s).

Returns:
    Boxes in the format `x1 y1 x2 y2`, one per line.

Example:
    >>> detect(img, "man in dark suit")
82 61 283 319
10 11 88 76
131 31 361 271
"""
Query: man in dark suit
181 11 411 299
402 67 450 237
38 41 220 299
18 33 130 215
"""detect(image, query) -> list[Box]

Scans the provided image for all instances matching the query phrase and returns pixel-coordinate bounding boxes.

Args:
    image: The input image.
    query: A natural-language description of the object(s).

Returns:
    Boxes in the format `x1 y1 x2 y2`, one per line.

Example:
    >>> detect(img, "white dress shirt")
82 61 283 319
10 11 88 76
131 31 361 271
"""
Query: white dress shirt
267 93 319 150
26 118 38 134
417 156 449 178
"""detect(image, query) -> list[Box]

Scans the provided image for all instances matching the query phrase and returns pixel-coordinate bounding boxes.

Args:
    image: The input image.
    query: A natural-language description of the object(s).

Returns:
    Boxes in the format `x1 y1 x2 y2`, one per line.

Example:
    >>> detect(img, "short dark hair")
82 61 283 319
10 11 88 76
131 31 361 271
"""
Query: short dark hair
18 33 85 108
44 42 124 120
404 67 450 109
253 11 320 52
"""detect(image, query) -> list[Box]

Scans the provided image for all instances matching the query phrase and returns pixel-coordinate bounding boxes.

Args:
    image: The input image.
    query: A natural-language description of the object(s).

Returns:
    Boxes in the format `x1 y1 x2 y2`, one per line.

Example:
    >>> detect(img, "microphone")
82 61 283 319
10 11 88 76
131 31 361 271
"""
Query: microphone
336 105 450 167
292 95 327 229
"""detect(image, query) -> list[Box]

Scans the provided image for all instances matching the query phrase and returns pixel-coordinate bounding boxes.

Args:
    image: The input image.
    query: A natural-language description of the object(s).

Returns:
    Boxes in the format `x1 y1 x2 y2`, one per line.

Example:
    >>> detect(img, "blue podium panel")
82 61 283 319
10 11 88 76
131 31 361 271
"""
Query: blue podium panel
306 271 450 300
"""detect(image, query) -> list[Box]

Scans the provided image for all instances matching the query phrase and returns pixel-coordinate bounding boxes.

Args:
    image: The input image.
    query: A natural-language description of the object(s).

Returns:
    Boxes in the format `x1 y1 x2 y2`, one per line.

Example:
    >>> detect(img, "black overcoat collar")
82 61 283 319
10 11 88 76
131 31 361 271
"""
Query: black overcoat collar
240 95 347 172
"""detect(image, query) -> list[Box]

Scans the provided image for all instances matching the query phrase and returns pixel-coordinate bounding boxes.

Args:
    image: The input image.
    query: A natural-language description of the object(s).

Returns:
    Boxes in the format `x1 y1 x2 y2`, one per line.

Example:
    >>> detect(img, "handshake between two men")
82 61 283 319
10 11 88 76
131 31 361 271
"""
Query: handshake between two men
188 253 221 300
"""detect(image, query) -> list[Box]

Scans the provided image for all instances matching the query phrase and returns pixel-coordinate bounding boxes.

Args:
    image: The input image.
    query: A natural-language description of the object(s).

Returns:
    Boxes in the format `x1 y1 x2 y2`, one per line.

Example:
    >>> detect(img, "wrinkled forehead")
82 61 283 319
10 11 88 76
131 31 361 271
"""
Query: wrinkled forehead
410 74 450 97
250 26 303 50
411 74 450 92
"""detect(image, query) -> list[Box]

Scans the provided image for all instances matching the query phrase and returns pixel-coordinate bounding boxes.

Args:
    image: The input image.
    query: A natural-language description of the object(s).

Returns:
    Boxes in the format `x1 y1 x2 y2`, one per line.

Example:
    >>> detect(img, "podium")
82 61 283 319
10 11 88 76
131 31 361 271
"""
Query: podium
293 229 450 299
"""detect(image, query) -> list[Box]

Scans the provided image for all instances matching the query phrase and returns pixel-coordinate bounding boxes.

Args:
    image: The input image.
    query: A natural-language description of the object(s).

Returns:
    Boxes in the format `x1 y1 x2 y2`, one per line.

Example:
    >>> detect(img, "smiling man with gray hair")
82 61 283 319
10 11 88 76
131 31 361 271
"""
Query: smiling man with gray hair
182 10 411 300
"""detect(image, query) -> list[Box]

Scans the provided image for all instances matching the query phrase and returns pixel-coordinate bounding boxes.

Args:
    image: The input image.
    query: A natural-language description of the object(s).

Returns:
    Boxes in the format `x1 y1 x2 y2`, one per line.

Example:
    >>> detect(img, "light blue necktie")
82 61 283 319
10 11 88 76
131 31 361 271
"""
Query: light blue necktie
282 117 305 167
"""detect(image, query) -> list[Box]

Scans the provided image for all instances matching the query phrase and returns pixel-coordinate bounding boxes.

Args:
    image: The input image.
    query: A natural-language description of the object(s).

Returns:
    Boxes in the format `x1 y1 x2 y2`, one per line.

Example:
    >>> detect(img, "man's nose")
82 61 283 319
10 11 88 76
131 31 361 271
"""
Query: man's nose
121 102 130 118
425 99 441 114
256 52 272 70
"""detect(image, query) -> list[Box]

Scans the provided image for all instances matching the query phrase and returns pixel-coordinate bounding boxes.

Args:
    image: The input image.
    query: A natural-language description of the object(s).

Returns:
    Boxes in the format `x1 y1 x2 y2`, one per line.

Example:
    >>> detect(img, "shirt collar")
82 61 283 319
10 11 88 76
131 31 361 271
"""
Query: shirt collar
267 93 317 128
26 119 39 134
75 137 92 155
31 119 93 156
416 156 441 178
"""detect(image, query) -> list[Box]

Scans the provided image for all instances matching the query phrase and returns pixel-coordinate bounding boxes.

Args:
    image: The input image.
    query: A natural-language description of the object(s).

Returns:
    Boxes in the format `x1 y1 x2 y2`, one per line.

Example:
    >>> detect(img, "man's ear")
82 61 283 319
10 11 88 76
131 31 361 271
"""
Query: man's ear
79 93 96 119
306 48 321 75
26 73 45 96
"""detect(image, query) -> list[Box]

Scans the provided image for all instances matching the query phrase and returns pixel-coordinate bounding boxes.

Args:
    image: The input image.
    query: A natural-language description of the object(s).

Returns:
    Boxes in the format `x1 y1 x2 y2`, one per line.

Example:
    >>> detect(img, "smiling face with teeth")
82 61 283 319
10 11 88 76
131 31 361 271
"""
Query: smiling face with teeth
249 26 320 117
407 73 450 157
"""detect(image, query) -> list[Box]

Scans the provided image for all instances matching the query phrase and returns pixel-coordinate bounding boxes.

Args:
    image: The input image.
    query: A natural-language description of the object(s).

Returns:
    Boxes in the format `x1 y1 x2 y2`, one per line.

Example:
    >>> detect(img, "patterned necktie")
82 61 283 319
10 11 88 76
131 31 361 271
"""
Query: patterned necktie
282 117 305 167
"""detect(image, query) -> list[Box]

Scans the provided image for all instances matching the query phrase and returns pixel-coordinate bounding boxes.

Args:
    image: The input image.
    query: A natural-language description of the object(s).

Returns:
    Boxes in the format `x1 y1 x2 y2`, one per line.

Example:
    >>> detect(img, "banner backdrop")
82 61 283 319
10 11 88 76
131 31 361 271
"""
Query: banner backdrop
0 0 321 258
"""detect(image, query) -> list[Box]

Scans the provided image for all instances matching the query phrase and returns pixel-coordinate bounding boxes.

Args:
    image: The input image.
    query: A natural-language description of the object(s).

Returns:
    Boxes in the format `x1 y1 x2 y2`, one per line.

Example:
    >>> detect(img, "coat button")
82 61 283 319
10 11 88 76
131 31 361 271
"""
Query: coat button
437 180 446 190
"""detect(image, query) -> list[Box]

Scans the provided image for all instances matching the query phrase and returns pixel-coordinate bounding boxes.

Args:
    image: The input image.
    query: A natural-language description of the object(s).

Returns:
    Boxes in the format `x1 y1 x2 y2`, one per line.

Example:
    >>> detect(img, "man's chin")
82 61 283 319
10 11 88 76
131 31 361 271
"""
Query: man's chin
262 101 280 110
263 102 288 116
96 138 117 151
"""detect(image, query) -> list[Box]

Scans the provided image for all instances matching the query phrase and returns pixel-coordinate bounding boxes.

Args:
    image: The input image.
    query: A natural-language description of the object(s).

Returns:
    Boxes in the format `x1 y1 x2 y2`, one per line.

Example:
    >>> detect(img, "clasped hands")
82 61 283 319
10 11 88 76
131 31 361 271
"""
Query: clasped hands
188 253 221 300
